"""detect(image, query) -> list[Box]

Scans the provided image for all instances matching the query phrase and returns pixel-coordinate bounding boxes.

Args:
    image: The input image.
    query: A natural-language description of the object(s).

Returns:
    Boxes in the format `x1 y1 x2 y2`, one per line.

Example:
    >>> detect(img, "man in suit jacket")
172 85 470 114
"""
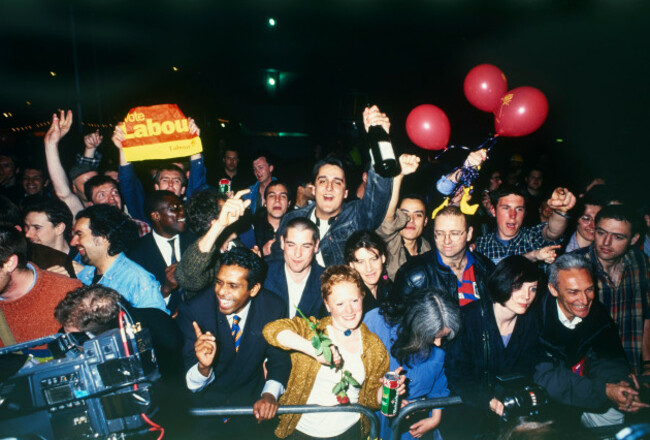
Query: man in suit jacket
264 217 324 318
128 191 195 314
177 247 291 438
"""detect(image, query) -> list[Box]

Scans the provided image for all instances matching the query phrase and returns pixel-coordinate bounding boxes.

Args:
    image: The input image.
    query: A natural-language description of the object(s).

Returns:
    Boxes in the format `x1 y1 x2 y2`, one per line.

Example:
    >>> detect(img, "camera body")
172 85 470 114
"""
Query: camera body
0 327 159 440
494 374 549 421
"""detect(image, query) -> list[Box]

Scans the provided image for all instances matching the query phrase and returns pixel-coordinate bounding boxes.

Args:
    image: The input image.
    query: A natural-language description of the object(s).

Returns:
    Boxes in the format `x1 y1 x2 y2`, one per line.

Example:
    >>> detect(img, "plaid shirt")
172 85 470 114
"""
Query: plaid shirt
475 222 559 264
132 218 151 237
579 245 650 375
75 151 102 168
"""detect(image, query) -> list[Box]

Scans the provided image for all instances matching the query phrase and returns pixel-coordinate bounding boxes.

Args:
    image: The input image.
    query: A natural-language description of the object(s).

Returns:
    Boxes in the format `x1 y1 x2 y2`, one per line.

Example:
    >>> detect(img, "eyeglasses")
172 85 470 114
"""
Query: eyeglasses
433 230 466 241
579 215 595 224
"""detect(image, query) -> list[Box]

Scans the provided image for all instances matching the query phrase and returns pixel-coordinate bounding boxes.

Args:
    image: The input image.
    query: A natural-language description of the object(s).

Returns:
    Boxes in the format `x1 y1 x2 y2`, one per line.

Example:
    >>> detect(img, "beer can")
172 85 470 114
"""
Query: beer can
218 178 231 194
380 372 400 417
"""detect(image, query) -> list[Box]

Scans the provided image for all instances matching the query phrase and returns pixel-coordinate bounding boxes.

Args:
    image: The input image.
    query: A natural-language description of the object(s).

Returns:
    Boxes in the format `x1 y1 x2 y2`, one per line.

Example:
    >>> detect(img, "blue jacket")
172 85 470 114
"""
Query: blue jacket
269 168 392 266
77 252 168 314
243 177 277 214
118 155 207 222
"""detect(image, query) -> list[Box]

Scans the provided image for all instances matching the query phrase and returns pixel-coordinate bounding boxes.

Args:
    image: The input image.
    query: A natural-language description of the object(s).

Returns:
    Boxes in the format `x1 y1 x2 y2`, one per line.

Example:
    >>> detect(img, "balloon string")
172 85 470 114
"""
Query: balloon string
433 135 499 160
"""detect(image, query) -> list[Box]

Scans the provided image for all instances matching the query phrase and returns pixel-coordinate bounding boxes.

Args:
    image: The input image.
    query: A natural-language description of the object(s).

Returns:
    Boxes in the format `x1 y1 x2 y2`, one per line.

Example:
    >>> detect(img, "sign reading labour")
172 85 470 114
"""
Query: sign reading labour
119 104 202 162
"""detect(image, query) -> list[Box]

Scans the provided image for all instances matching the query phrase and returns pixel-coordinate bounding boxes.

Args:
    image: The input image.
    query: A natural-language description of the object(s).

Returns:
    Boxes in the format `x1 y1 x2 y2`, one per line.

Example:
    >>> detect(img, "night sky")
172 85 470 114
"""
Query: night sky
2 0 649 196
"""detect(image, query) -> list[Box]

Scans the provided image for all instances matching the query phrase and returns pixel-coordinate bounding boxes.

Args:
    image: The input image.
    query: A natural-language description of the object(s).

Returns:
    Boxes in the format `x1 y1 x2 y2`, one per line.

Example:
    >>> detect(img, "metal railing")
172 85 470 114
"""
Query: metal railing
191 404 381 440
390 396 462 440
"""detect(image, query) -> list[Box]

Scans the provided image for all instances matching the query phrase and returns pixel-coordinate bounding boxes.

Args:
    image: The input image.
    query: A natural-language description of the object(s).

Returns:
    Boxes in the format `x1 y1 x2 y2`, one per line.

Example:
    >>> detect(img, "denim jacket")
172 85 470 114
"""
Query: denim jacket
269 168 392 266
77 252 168 314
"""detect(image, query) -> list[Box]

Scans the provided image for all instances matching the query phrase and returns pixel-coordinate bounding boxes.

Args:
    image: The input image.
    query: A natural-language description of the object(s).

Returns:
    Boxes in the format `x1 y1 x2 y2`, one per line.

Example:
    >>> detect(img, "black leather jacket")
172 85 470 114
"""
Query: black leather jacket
392 249 495 306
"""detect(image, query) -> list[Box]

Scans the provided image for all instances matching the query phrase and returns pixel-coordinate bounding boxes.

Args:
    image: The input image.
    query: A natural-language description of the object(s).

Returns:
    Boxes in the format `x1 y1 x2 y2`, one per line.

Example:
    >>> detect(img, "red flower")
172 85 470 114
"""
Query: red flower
336 393 350 405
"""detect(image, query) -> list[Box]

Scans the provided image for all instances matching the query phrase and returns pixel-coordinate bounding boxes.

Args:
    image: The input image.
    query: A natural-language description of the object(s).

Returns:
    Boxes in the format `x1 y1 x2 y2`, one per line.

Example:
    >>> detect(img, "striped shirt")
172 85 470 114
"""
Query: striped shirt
437 250 479 306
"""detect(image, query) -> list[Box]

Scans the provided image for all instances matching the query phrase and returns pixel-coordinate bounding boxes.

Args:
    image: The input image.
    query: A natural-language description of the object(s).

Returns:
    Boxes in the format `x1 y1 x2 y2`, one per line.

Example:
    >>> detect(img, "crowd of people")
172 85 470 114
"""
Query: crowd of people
0 105 648 440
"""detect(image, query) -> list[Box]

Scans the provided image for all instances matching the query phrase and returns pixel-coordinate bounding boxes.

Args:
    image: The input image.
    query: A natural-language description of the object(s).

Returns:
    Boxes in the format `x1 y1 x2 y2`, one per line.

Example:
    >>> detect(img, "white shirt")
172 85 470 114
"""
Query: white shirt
285 265 311 318
185 301 284 400
152 231 181 267
556 301 583 330
295 327 365 437
309 210 331 267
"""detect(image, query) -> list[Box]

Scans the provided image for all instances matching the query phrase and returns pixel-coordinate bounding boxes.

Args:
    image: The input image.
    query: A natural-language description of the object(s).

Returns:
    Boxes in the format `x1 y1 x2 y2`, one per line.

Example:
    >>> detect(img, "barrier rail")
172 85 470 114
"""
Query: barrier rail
190 404 381 440
390 396 462 440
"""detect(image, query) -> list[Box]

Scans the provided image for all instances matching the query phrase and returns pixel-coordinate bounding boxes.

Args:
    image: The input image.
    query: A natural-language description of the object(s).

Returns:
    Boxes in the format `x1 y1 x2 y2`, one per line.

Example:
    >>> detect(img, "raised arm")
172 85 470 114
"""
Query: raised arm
186 117 207 197
383 154 420 223
543 187 576 241
44 110 85 216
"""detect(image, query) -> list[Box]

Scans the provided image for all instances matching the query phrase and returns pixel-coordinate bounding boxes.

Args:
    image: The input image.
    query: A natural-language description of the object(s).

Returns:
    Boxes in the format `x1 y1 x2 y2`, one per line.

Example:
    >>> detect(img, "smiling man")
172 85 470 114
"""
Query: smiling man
127 191 195 314
254 181 291 256
270 106 393 267
535 253 647 428
72 204 167 313
573 205 650 376
244 154 276 214
476 184 576 265
176 247 291 438
264 217 324 318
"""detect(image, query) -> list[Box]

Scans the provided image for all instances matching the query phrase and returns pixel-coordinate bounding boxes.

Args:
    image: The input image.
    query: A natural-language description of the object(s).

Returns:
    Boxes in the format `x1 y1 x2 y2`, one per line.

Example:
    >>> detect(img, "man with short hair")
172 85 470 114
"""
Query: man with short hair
0 154 23 204
128 191 195 313
573 205 650 376
254 181 291 256
84 174 151 237
21 165 49 199
72 204 167 313
23 198 74 256
270 106 393 267
393 206 494 308
217 148 247 192
264 217 324 318
376 154 429 280
535 253 648 427
476 184 576 265
0 226 81 347
245 154 276 214
177 247 291 438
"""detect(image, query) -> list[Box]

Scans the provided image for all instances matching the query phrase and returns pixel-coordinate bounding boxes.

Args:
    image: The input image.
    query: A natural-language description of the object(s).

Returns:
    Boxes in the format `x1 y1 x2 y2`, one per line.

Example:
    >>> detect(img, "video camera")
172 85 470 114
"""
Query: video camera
0 325 160 440
494 374 549 422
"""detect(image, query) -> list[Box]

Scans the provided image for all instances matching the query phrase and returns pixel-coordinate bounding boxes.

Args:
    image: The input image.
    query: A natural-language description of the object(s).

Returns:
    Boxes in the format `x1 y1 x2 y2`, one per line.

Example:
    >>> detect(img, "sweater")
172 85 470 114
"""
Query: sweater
0 265 82 347
263 316 389 438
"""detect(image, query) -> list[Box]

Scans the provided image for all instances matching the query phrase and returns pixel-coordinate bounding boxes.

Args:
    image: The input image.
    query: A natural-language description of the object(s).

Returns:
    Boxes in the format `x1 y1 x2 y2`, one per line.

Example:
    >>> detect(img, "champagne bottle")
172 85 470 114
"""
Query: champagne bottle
366 113 401 178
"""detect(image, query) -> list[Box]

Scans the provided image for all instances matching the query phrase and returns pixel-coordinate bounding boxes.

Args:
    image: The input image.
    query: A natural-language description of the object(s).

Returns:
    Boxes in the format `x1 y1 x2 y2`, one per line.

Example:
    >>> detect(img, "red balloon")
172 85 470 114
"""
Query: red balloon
494 86 549 137
464 64 508 112
405 104 450 150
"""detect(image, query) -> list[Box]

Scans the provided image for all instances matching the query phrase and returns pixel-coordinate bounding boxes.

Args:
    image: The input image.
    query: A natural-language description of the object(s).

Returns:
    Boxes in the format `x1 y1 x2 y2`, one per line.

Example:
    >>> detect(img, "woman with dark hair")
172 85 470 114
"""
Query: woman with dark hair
442 255 543 439
365 288 461 440
344 230 392 313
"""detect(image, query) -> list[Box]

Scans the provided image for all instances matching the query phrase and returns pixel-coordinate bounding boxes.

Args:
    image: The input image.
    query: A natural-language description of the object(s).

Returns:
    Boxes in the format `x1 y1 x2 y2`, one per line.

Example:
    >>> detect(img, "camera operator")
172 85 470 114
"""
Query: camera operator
534 254 649 428
442 256 543 439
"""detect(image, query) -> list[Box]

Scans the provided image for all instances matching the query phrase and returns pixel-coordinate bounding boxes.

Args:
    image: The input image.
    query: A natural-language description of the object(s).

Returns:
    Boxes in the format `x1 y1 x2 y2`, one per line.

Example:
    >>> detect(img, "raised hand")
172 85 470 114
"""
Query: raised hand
193 321 217 377
84 130 103 151
547 187 576 213
111 125 126 149
188 117 201 136
399 154 421 176
535 244 561 264
363 105 391 134
216 189 251 228
463 149 488 168
44 110 73 146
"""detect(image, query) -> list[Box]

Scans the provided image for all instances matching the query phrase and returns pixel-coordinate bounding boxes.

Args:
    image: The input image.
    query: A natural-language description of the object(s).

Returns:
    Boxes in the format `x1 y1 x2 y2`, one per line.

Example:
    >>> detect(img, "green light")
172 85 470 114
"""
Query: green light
268 77 276 86
555 138 564 143
268 18 276 27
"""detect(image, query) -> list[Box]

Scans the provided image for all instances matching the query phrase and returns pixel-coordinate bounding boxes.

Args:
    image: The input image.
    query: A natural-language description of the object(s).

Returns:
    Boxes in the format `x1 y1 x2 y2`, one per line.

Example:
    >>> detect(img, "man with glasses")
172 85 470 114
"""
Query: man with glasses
393 206 495 308
565 195 603 252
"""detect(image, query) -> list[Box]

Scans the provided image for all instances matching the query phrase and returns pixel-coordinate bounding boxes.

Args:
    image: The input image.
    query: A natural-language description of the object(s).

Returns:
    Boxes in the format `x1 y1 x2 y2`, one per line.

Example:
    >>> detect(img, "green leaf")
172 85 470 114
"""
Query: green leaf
311 336 321 350
320 335 332 345
332 382 344 394
323 345 332 365
347 375 360 388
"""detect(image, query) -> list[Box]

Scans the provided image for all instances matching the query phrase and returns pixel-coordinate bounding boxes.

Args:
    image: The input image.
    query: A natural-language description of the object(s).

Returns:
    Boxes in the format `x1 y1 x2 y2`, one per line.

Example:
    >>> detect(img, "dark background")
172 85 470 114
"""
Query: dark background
1 0 648 194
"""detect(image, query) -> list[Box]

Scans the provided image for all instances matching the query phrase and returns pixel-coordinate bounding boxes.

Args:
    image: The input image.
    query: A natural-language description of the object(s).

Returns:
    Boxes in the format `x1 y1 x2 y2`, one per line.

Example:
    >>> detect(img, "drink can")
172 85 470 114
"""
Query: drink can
380 372 400 417
218 178 231 194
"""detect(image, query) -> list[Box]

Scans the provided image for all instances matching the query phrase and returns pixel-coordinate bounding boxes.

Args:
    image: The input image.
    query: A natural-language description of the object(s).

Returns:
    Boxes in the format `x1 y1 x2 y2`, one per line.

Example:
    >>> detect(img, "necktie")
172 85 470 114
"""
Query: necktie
168 238 178 264
231 315 242 352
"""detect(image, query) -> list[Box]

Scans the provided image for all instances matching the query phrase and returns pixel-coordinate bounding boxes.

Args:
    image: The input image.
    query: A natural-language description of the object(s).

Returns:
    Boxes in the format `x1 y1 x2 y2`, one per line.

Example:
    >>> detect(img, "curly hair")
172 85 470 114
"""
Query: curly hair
185 189 228 236
75 205 138 256
23 197 74 240
220 247 267 288
54 285 121 334
380 288 460 367
320 265 365 301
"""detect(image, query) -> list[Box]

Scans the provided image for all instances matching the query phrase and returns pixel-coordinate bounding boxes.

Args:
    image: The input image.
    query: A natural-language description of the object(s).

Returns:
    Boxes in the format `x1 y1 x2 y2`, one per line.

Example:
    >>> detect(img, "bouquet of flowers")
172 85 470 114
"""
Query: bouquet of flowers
296 308 360 404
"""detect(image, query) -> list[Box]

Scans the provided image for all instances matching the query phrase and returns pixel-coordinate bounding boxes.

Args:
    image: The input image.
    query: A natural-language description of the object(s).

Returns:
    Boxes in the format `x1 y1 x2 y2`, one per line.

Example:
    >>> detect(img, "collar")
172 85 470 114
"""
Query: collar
556 301 582 330
436 249 474 272
226 299 252 325
152 230 179 247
